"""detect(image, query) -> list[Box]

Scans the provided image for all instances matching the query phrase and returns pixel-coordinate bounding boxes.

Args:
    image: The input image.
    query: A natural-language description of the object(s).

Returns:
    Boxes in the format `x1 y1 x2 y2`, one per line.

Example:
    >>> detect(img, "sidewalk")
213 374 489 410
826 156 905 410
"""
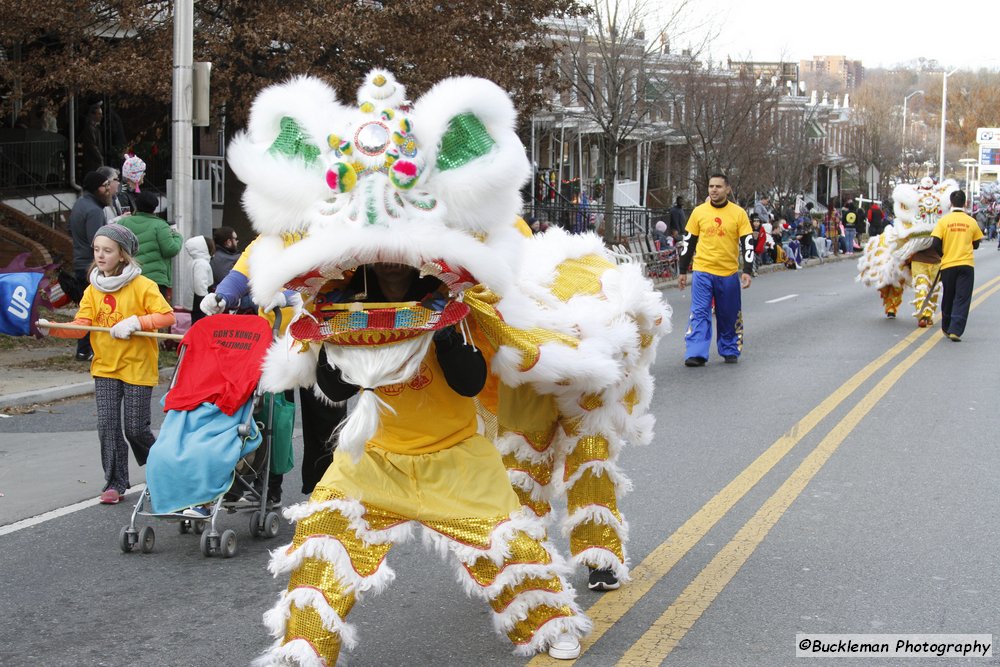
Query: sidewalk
0 252 856 411
0 345 96 410
0 339 174 411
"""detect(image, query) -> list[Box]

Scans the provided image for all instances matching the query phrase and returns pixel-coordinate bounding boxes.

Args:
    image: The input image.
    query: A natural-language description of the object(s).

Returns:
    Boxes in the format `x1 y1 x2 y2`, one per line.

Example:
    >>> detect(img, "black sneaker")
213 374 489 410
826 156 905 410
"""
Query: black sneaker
724 355 738 364
75 351 93 361
684 356 707 367
885 311 896 319
588 567 620 591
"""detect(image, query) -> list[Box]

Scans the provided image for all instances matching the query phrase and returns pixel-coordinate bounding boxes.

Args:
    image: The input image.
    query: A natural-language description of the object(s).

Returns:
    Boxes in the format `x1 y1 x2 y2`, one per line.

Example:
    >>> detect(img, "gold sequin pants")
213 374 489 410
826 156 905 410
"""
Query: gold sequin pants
879 283 904 316
256 488 589 666
497 383 632 582
910 261 941 321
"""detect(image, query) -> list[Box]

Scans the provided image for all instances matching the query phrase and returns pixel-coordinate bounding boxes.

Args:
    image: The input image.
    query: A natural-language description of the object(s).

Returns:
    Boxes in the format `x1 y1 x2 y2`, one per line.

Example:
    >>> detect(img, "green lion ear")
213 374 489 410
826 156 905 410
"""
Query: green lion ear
268 117 322 164
435 112 496 171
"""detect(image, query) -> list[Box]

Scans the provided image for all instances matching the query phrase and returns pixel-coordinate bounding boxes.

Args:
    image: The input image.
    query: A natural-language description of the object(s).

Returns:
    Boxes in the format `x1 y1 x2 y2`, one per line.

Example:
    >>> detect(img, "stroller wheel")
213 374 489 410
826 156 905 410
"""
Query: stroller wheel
200 530 214 557
119 526 136 553
220 529 238 558
138 526 155 554
192 520 206 535
263 511 281 539
249 510 263 538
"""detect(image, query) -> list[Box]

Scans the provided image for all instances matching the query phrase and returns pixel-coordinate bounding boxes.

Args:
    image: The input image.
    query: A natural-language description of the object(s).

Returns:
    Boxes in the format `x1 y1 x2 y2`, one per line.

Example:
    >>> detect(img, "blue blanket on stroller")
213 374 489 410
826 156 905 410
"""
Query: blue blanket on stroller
146 398 262 515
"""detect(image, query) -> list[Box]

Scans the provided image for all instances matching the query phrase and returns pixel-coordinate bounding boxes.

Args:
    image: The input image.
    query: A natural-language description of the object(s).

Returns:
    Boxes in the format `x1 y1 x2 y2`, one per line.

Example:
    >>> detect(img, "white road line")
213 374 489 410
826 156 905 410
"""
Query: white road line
765 294 799 303
0 484 146 537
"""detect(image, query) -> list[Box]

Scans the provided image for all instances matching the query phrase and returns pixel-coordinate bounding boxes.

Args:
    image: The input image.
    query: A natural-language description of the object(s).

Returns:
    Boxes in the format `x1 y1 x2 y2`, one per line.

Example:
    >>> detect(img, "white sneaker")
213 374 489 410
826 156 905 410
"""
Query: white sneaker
182 506 211 518
548 633 581 660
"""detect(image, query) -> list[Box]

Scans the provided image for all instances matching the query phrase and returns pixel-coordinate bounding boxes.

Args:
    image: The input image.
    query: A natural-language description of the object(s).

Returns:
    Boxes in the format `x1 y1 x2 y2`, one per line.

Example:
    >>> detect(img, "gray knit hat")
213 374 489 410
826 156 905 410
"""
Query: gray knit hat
94 223 139 256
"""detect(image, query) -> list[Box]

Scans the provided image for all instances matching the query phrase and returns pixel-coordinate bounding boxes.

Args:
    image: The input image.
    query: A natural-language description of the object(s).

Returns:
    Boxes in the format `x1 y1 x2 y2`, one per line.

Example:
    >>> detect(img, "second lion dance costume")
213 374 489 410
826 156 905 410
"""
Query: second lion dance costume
225 71 669 666
857 177 957 325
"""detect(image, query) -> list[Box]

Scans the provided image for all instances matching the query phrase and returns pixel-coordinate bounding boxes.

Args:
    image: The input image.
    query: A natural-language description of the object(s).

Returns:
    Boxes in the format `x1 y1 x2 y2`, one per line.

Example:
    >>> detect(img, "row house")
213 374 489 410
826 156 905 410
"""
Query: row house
526 22 859 220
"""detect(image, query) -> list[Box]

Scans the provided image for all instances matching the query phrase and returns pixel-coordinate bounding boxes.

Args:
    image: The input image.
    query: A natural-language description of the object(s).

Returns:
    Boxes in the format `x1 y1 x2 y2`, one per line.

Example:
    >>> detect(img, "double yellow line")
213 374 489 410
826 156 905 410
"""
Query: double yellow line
530 274 1000 666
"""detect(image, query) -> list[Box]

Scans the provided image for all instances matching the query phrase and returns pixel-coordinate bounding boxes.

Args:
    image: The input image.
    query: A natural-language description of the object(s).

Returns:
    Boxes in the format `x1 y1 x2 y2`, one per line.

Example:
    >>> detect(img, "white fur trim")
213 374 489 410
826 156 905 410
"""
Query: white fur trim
262 588 359 649
494 432 556 465
572 546 632 583
259 338 319 393
251 638 328 667
513 614 593 657
280 498 414 546
267 536 396 598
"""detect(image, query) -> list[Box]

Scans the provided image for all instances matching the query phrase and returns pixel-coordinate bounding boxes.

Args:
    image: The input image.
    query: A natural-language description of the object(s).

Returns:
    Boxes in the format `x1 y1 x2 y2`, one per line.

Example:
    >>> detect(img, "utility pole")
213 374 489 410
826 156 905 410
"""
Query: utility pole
171 0 193 308
939 69 958 182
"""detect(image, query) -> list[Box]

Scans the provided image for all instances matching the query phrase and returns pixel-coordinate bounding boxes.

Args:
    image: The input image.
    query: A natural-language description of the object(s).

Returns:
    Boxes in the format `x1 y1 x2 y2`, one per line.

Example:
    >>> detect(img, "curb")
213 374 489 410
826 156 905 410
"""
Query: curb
0 380 96 409
0 366 174 410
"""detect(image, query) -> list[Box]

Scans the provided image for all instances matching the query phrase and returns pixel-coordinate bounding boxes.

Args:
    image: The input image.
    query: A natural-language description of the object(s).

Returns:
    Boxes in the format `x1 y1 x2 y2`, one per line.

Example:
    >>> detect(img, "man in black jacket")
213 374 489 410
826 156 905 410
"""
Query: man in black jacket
67 170 113 360
669 196 688 234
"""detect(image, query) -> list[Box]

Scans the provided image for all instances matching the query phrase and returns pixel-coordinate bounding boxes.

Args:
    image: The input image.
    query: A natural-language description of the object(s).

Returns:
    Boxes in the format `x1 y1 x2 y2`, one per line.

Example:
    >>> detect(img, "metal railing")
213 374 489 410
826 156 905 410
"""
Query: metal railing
0 138 68 193
525 201 671 240
193 155 225 207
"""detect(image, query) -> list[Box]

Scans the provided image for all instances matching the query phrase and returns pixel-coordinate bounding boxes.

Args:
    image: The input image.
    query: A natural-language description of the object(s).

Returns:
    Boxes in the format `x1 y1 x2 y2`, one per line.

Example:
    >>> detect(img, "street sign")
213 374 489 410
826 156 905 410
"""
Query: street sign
976 128 1000 143
865 164 879 184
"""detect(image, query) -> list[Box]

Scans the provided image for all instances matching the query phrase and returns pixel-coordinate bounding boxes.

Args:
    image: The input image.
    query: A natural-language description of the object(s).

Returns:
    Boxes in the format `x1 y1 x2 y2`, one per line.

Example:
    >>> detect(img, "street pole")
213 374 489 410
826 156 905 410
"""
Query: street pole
939 69 958 182
902 90 923 179
172 0 193 308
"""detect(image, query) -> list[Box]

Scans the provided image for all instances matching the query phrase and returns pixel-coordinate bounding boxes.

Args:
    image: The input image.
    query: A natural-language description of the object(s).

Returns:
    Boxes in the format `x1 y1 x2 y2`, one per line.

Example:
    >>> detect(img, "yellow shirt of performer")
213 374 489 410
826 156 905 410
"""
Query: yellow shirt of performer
685 201 752 276
371 345 479 455
76 277 174 386
932 210 983 270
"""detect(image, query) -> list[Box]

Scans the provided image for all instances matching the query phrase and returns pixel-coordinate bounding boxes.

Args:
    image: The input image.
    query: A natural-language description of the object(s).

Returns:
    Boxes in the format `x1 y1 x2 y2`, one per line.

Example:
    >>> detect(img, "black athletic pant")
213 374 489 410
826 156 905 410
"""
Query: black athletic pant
298 386 347 494
939 265 975 337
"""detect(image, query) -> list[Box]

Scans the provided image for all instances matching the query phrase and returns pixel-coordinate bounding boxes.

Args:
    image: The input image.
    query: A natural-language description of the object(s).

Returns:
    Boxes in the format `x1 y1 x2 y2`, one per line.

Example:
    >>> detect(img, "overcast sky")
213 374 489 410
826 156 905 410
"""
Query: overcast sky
677 0 997 70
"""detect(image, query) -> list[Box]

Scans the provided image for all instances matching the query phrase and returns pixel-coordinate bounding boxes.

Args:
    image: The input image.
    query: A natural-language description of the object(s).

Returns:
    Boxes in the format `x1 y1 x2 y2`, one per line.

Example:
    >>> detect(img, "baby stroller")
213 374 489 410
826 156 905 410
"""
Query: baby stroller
119 314 283 558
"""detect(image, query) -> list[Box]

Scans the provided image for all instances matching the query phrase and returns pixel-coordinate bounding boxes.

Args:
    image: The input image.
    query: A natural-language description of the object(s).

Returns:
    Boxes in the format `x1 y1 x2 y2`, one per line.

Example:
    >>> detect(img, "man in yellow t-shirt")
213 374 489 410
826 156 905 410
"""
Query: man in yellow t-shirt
930 189 983 341
677 173 754 366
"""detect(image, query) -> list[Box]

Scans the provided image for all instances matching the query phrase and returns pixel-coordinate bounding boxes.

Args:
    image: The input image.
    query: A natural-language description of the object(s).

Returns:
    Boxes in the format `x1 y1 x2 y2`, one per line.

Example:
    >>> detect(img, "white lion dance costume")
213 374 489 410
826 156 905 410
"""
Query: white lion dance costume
857 177 957 325
227 70 669 666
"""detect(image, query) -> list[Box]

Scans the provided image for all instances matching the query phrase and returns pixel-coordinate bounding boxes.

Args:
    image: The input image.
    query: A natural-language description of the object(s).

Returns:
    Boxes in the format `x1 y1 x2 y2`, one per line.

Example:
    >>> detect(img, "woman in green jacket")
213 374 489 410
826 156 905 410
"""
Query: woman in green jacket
120 191 182 298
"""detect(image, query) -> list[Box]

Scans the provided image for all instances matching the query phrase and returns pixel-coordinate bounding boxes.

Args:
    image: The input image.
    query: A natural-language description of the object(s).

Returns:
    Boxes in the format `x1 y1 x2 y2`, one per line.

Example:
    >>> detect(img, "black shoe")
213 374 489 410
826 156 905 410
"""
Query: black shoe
885 312 896 319
588 567 620 591
724 355 738 364
75 351 93 361
684 356 707 367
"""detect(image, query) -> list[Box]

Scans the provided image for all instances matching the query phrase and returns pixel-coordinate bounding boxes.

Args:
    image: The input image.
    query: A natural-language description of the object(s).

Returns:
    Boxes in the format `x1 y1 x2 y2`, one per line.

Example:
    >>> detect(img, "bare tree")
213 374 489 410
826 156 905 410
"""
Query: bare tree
551 0 701 242
671 62 783 204
847 82 901 200
770 101 824 212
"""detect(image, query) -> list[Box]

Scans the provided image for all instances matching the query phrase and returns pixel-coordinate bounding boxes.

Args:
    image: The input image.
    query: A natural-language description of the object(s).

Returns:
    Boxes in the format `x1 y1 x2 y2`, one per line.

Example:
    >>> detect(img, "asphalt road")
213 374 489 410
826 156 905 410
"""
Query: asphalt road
2 249 999 667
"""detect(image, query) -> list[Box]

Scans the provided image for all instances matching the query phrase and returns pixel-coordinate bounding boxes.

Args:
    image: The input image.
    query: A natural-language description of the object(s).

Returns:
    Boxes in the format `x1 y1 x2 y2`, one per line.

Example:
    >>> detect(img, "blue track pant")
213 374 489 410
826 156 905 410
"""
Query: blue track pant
684 271 743 360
